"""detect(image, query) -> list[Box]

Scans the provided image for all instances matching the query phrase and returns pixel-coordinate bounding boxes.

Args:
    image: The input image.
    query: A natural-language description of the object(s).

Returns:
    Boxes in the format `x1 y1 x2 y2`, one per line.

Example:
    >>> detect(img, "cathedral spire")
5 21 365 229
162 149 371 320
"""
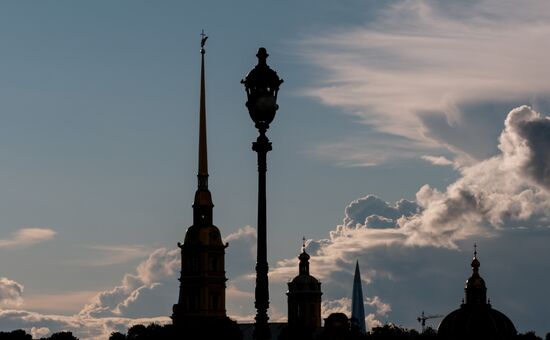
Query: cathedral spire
173 33 229 328
193 31 214 226
351 260 366 334
197 30 209 190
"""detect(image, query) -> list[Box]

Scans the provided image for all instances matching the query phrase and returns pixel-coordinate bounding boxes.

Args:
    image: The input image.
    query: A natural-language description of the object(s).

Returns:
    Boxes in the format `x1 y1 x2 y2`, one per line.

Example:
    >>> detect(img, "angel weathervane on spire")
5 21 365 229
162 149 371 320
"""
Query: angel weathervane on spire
200 30 208 54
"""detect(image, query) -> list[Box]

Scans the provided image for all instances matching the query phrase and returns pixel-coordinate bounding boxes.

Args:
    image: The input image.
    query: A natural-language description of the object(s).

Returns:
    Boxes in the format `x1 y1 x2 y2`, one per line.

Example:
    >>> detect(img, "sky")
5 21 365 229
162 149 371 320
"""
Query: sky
1 0 550 338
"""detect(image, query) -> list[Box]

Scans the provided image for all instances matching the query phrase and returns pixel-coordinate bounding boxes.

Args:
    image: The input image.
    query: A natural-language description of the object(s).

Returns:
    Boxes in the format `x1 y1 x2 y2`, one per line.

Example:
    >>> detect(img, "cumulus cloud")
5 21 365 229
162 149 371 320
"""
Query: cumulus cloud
270 106 550 331
321 297 388 330
299 0 550 164
0 225 258 337
0 246 180 338
0 228 56 248
79 247 179 319
30 327 50 338
366 296 391 317
499 106 550 191
344 195 419 229
0 278 24 307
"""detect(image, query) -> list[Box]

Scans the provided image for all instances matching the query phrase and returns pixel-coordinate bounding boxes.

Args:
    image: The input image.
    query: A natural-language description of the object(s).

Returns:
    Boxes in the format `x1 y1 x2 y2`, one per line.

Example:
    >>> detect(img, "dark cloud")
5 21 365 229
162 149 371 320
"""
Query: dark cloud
499 106 550 190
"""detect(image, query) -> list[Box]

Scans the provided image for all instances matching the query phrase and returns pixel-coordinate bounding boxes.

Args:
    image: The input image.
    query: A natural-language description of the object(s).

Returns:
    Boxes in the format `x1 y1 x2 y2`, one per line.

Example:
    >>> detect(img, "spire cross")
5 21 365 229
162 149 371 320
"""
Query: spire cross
302 236 306 251
474 243 477 258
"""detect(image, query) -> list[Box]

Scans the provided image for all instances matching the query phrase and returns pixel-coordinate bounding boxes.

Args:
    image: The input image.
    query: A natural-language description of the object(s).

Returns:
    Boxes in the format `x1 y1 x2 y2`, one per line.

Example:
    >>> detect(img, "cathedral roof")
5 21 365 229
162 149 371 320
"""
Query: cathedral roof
438 246 516 339
438 304 516 339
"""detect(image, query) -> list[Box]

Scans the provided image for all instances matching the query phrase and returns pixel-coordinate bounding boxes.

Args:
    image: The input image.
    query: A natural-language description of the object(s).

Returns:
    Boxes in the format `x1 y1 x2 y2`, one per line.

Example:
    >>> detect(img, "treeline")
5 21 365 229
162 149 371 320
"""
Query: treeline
0 325 548 339
0 330 77 340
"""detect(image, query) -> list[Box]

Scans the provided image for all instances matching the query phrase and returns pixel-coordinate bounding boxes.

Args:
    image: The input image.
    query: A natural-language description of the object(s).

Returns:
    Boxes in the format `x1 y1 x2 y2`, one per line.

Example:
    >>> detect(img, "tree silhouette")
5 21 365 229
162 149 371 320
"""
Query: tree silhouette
516 331 542 340
0 329 32 340
108 332 127 340
40 332 79 340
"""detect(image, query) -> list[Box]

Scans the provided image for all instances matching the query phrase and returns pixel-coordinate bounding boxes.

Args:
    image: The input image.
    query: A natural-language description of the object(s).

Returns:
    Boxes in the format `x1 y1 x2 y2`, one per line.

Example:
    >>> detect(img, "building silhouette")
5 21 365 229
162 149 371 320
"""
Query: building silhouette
287 240 323 330
438 247 517 340
170 35 242 340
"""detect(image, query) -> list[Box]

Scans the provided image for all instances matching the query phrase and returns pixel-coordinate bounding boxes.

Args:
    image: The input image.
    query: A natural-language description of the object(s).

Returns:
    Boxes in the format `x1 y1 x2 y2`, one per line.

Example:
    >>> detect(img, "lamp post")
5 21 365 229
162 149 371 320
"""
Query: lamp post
242 48 283 340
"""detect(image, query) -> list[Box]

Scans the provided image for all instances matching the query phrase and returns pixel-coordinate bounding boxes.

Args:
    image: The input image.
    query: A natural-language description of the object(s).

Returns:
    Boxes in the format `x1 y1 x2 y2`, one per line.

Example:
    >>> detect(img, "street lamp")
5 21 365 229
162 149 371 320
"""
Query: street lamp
242 47 283 340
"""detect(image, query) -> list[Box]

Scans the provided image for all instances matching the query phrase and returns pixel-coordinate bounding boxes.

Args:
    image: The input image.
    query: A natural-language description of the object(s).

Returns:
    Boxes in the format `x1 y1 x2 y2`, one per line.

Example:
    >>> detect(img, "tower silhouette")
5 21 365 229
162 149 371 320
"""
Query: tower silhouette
172 33 228 327
286 239 322 330
351 261 366 334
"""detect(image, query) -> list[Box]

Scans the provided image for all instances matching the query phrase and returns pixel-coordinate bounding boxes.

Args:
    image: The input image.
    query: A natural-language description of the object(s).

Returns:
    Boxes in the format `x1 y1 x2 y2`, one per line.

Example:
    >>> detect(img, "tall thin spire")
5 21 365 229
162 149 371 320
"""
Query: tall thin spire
351 260 366 334
193 31 213 226
197 30 208 190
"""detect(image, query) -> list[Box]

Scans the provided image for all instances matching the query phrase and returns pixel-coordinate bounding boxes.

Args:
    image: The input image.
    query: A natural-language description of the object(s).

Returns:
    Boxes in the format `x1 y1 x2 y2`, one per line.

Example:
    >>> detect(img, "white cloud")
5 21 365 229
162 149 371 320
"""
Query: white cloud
366 296 391 317
299 0 550 163
421 155 453 166
0 225 256 336
0 277 24 307
321 297 351 317
79 247 179 319
321 297 388 331
312 135 434 167
0 228 56 248
30 327 50 338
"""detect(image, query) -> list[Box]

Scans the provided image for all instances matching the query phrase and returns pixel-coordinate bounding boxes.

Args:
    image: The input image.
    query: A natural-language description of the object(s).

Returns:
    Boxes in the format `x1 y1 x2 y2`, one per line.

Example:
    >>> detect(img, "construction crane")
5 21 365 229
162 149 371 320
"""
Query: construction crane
417 311 444 333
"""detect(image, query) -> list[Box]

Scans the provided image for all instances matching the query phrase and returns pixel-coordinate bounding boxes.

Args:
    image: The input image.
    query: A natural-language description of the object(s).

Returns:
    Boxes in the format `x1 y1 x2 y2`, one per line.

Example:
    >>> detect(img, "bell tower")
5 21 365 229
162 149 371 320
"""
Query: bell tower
172 32 228 326
286 239 322 330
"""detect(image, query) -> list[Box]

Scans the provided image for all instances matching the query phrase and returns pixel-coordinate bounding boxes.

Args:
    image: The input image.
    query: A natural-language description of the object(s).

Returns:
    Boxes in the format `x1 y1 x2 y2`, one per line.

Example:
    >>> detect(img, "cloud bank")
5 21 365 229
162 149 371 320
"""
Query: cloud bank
0 226 258 339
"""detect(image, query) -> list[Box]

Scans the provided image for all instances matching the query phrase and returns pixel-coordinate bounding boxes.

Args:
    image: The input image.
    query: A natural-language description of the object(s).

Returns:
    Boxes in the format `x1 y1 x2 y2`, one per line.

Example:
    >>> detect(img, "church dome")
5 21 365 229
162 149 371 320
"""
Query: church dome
290 272 320 290
438 247 516 340
438 305 516 340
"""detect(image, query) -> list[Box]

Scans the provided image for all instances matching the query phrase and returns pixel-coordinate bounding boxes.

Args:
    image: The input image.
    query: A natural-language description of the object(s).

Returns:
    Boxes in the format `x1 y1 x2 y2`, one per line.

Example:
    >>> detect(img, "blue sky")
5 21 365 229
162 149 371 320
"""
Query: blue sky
1 1 550 338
